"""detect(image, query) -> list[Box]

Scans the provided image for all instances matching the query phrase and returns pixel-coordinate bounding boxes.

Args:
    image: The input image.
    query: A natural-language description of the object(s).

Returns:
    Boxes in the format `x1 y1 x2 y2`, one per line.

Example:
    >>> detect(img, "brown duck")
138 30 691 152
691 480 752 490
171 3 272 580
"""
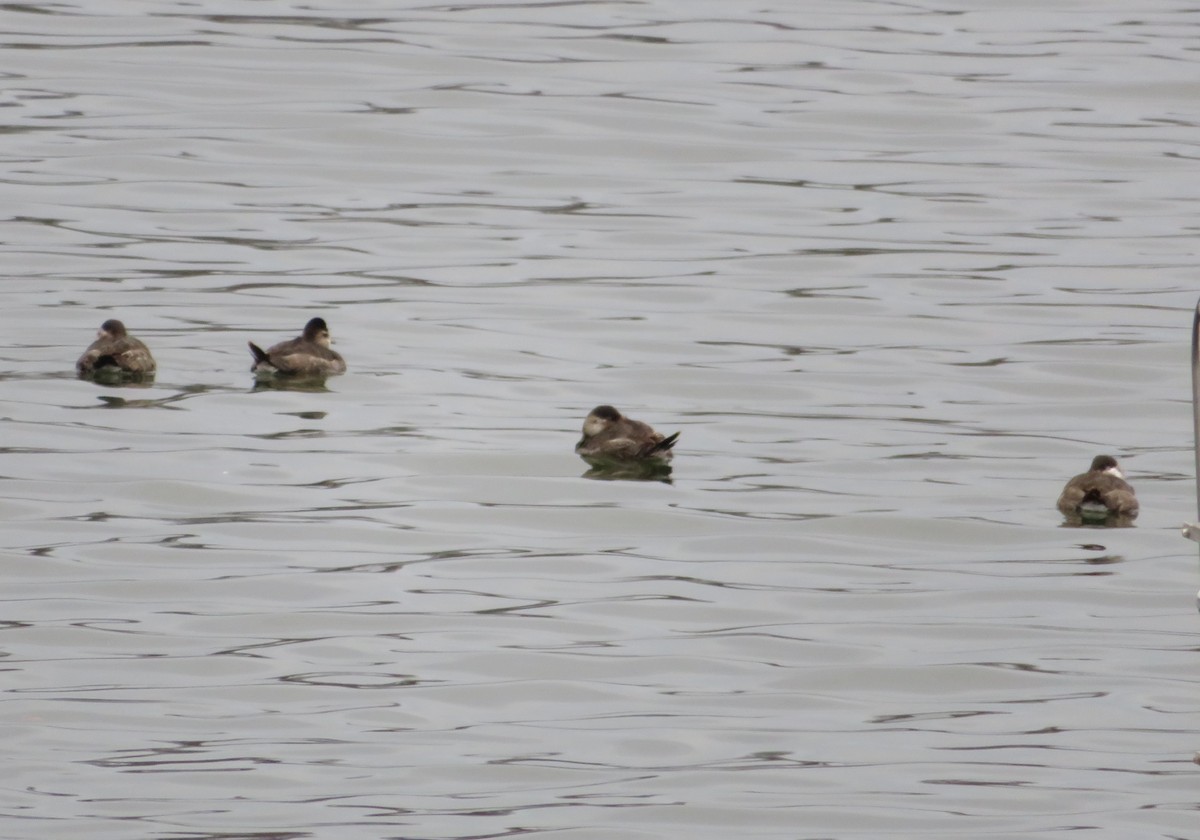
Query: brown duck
76 319 156 377
1056 455 1138 520
575 405 680 463
249 317 346 377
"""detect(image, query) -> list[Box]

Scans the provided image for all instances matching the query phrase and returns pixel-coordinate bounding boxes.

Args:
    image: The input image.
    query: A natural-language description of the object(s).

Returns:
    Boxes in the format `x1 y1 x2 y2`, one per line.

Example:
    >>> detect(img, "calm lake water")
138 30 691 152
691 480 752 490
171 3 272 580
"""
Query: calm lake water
2 1 1199 838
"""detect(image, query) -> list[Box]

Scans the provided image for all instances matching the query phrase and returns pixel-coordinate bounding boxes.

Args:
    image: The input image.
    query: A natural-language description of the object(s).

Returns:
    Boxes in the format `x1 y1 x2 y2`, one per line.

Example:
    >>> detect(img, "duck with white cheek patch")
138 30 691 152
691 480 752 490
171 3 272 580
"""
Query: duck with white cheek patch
76 319 156 380
1057 455 1138 523
575 405 680 465
248 317 346 378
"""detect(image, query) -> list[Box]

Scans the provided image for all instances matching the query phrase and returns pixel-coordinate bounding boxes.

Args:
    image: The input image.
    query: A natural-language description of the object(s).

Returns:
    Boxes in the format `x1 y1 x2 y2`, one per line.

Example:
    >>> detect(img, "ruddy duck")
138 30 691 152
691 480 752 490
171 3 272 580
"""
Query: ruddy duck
249 317 346 377
1057 455 1138 521
76 319 156 378
575 405 679 463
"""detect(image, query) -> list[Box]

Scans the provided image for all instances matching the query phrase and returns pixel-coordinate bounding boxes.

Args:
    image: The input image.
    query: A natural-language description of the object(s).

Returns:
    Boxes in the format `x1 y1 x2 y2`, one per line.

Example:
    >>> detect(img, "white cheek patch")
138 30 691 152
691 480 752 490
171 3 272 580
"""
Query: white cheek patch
1104 466 1124 479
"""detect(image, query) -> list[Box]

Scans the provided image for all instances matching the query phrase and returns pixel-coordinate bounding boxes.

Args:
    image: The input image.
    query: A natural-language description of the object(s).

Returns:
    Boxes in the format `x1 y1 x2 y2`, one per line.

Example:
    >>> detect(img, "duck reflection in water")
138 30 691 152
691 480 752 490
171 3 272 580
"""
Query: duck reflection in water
249 317 345 389
1057 454 1138 527
251 376 334 394
76 319 156 385
575 405 679 481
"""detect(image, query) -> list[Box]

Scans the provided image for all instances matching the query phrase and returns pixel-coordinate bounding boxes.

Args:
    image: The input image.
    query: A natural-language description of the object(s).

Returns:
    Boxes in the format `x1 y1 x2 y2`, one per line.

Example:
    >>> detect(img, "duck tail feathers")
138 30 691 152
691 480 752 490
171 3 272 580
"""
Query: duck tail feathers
248 342 269 365
1081 488 1104 505
651 431 681 455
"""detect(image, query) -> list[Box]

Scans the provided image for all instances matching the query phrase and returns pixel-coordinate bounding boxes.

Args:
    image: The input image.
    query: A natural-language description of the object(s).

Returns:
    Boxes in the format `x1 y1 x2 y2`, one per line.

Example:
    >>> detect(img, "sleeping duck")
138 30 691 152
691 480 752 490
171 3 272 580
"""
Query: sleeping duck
1056 455 1138 522
575 405 680 464
249 317 346 378
76 319 156 379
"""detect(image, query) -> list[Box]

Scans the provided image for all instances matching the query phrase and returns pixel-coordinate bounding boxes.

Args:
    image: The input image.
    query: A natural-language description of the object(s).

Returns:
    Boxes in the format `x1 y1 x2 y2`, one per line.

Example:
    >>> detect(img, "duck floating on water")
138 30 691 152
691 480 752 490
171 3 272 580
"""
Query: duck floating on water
575 405 679 464
249 317 346 378
76 319 156 379
1057 455 1138 522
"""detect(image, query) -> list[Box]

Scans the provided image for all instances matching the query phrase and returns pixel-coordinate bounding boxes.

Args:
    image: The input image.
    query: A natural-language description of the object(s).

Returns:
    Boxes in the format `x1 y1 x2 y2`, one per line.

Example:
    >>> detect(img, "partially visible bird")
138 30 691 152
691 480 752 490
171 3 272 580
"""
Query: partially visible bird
575 405 679 463
249 317 346 377
1057 455 1138 521
76 319 156 378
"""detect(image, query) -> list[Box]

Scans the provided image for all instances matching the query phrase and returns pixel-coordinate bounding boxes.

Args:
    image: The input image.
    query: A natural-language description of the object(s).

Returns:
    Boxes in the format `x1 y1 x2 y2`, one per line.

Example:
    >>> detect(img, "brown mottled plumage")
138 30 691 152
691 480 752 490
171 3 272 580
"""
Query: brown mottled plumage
1057 455 1138 520
249 317 346 377
575 405 679 463
76 319 156 377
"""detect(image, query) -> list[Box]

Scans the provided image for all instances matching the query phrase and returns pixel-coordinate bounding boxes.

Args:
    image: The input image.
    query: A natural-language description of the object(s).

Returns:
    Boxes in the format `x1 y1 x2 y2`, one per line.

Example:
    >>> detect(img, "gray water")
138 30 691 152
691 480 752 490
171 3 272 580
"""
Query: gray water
2 1 1199 838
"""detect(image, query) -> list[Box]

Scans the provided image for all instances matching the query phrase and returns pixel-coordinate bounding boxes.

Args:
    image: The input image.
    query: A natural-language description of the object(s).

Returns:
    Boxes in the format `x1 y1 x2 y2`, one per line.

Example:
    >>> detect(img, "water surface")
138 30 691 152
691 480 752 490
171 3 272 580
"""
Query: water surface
2 1 1199 838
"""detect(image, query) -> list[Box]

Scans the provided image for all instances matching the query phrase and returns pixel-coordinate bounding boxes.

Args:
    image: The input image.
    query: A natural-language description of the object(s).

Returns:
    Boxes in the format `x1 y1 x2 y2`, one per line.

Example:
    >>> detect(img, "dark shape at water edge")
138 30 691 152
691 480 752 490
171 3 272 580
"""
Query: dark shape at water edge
1059 509 1137 529
250 372 332 393
78 367 155 388
579 455 674 484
